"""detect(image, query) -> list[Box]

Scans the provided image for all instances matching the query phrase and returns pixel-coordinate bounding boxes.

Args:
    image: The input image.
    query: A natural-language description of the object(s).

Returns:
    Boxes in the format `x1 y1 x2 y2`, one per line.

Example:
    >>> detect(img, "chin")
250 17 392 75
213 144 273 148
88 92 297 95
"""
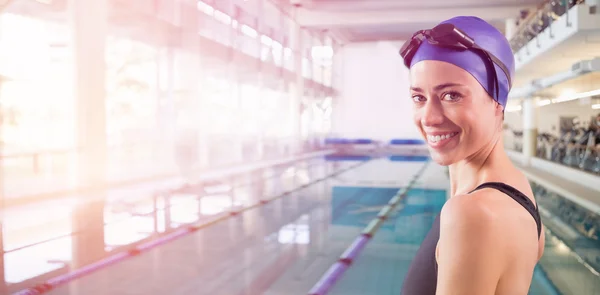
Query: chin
429 150 455 166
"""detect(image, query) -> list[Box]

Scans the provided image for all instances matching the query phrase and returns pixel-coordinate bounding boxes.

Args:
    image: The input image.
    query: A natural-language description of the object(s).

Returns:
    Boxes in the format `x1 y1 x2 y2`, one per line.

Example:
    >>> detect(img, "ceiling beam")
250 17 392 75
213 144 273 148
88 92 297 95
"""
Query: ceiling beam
296 4 534 28
340 31 414 43
297 0 540 12
347 34 409 43
326 29 353 44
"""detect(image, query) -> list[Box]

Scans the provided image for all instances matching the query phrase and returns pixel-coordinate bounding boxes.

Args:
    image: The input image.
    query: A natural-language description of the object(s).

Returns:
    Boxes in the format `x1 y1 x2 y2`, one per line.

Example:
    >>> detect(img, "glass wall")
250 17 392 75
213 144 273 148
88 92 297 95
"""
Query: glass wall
0 13 75 152
0 0 339 291
0 0 339 200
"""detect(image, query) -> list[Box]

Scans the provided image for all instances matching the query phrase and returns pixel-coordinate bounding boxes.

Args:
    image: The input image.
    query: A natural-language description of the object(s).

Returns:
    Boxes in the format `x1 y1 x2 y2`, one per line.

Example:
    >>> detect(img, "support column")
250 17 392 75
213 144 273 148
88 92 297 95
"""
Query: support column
332 41 343 91
505 18 517 41
155 46 177 176
197 4 214 170
330 41 343 136
522 98 538 166
70 0 108 268
289 20 304 147
0 73 5 295
0 222 6 294
256 0 267 159
160 47 176 163
302 33 315 141
175 0 201 179
0 78 4 211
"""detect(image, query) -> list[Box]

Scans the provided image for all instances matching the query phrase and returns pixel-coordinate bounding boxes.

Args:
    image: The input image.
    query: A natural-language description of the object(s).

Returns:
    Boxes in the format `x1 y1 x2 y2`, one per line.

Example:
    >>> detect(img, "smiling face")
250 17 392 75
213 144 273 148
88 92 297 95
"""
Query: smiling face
410 60 503 166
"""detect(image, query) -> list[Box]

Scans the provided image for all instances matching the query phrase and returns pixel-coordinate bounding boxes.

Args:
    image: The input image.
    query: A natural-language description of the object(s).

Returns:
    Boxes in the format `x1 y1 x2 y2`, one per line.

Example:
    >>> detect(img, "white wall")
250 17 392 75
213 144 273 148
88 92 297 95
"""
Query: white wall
504 99 599 136
331 41 421 142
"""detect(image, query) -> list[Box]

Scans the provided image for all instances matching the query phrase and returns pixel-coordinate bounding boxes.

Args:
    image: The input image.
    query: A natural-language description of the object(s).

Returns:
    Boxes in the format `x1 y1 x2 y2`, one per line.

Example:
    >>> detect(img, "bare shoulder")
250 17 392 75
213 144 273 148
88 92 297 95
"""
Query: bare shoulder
435 178 544 293
439 191 506 241
435 191 512 293
442 187 536 233
440 185 542 259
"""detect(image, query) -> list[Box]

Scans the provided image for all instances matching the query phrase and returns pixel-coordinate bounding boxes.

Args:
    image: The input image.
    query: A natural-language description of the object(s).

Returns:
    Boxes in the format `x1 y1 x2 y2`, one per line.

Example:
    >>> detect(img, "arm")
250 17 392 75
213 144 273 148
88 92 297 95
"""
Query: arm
435 195 507 295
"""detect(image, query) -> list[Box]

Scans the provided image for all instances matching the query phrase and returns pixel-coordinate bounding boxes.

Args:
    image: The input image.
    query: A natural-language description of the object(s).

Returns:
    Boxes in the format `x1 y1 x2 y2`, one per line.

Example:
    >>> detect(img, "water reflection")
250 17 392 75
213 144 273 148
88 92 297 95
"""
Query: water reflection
104 216 154 248
277 214 310 245
531 181 600 294
199 195 233 215
3 158 329 291
4 236 71 283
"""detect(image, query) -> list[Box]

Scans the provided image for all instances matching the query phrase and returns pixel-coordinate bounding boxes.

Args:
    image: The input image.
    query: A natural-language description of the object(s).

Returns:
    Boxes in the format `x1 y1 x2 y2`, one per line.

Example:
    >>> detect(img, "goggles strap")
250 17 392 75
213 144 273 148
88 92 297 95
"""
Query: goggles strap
400 26 512 100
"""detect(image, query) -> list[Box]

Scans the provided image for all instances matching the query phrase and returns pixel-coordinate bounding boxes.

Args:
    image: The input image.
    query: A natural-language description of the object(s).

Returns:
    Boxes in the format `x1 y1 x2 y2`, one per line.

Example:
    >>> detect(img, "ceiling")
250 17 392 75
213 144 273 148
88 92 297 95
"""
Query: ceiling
290 0 543 43
290 0 600 104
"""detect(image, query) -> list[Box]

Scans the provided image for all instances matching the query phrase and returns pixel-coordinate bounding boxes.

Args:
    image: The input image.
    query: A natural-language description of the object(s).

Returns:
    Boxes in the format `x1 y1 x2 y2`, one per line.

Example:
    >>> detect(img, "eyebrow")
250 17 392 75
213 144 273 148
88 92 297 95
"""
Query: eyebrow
410 83 465 92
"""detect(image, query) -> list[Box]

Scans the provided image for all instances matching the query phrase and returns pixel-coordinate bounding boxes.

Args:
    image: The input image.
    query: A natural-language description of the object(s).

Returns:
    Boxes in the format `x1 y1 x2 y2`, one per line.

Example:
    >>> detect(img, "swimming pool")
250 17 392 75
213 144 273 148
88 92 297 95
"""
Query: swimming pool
268 157 568 295
15 155 595 295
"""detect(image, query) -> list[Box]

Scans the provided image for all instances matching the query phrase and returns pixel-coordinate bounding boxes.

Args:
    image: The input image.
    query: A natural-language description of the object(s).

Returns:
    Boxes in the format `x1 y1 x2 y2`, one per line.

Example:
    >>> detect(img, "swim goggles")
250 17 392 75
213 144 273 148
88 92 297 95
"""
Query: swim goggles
399 23 512 101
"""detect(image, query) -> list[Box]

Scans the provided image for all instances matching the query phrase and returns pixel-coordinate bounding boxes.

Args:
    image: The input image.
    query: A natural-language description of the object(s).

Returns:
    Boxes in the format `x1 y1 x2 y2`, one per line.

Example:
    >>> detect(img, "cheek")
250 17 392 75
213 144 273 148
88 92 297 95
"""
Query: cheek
413 111 422 130
444 110 478 142
462 112 492 143
440 109 464 130
413 114 420 128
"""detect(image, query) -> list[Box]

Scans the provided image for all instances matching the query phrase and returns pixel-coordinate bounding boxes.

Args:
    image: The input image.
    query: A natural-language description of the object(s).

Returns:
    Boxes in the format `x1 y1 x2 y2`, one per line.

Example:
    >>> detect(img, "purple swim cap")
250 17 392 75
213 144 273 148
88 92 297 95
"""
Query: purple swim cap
409 16 515 108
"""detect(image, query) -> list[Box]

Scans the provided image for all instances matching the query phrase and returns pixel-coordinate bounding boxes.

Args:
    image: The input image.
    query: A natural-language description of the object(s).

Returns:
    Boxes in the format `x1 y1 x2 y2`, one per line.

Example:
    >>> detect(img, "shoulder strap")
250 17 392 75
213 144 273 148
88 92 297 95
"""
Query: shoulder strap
470 182 542 239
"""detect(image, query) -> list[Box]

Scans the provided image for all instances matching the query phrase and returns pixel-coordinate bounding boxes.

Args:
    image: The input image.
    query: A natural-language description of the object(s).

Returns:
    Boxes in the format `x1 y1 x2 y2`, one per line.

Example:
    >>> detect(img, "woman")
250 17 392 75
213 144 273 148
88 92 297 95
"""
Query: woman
399 16 545 294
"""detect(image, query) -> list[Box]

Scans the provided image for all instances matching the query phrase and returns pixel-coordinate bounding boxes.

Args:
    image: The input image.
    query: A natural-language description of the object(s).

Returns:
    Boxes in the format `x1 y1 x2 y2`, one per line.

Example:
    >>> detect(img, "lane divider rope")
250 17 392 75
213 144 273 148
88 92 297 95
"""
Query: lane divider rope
307 161 429 295
14 160 370 295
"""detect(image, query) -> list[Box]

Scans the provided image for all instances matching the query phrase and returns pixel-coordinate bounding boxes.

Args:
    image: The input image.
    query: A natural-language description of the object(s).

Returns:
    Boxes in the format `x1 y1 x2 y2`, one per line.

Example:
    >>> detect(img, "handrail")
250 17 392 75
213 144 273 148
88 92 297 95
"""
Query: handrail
505 145 600 175
1 148 80 160
510 0 554 51
513 0 548 35
509 0 586 52
1 138 326 206
0 136 307 159
0 141 155 178
0 141 152 159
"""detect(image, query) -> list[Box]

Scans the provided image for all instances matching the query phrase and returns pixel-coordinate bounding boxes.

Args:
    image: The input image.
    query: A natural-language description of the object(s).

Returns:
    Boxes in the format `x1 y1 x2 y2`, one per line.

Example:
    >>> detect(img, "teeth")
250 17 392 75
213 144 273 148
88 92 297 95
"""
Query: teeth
427 132 456 143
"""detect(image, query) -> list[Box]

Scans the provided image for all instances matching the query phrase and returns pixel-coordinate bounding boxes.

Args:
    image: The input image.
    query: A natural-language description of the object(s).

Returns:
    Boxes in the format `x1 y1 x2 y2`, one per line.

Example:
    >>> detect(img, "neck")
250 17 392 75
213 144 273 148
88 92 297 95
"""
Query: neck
448 134 510 196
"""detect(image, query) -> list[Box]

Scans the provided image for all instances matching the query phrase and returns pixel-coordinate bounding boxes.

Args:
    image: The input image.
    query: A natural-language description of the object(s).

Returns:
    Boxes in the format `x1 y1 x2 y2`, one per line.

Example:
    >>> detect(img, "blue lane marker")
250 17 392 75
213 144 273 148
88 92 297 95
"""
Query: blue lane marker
324 138 375 145
325 155 372 161
388 139 425 145
388 155 429 162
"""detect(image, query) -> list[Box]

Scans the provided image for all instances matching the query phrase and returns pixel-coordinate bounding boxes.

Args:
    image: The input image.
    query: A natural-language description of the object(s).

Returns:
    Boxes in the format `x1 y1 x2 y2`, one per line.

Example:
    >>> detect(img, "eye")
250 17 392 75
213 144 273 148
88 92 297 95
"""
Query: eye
442 91 462 101
411 94 426 102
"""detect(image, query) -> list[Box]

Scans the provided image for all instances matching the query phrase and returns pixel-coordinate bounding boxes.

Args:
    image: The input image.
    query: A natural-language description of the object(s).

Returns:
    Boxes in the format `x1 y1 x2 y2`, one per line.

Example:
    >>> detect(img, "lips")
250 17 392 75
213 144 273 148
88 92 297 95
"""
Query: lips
425 132 459 149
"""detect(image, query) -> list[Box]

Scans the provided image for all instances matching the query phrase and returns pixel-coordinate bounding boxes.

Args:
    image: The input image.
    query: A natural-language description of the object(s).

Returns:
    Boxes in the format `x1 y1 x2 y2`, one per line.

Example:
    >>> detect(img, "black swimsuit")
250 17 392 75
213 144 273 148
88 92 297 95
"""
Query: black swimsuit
400 182 542 295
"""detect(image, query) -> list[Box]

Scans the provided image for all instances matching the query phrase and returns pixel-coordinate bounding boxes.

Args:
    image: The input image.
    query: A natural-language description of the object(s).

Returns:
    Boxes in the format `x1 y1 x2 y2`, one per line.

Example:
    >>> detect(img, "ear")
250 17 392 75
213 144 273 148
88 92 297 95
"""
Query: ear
495 102 504 117
495 102 504 130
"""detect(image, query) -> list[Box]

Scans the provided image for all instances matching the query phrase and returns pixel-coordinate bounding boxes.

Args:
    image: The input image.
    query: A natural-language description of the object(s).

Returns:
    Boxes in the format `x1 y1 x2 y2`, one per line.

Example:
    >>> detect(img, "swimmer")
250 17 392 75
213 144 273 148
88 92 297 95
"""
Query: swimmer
399 16 545 295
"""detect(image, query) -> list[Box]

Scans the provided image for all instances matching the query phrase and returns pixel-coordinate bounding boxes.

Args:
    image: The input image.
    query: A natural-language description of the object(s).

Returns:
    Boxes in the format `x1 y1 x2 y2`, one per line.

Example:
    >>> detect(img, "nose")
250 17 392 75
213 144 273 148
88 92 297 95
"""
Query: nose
420 100 445 127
